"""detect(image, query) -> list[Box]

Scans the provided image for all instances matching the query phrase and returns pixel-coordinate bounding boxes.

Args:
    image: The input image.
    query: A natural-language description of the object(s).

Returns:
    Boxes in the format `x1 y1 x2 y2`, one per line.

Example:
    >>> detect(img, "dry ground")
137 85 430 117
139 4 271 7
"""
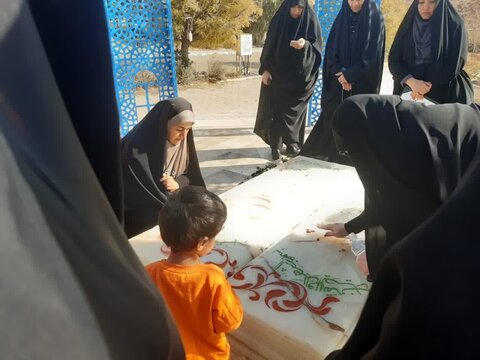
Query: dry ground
466 52 480 103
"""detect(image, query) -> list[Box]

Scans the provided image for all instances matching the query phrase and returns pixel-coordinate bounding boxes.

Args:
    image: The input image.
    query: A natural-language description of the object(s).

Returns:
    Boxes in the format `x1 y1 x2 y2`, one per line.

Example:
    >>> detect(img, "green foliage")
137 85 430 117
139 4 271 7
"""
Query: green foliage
175 50 195 85
171 0 262 51
207 60 226 82
245 0 281 46
381 0 411 53
171 0 200 45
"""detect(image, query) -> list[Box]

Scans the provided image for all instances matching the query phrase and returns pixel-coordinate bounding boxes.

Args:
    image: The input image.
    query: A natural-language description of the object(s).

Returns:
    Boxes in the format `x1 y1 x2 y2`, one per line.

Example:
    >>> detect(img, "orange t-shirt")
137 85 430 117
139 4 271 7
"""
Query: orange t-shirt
145 260 243 360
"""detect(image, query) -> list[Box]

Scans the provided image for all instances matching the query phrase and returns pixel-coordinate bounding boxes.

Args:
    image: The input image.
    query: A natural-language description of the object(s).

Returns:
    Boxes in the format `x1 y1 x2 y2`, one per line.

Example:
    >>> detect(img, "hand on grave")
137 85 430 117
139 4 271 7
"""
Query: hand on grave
160 175 180 193
262 70 272 86
318 223 349 238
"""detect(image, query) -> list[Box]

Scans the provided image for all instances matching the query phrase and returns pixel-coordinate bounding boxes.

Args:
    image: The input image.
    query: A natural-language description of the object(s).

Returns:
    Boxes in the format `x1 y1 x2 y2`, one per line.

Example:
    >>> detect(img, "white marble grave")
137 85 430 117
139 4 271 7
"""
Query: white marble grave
129 156 367 359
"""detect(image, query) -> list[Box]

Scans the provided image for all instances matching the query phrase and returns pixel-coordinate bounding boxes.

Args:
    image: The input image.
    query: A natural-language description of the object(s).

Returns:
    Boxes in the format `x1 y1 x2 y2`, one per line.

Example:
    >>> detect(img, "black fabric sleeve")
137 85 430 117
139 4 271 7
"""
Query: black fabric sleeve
345 210 370 234
343 13 385 84
388 35 411 83
325 29 343 76
176 174 190 188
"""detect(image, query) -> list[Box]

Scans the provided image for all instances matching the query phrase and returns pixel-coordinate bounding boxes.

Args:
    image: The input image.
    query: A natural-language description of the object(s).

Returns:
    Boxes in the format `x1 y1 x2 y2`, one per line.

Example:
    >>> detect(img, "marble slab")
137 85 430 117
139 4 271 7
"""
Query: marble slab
228 215 369 359
127 226 253 278
401 91 436 105
128 156 367 359
130 156 364 273
217 156 364 259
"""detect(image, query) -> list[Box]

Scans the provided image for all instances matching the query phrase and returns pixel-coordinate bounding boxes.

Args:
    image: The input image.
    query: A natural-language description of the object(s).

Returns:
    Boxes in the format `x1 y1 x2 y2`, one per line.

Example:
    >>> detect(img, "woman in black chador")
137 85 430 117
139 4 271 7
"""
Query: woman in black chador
0 0 184 357
388 0 473 104
254 0 322 160
321 95 480 280
121 98 205 238
325 99 480 359
300 0 385 163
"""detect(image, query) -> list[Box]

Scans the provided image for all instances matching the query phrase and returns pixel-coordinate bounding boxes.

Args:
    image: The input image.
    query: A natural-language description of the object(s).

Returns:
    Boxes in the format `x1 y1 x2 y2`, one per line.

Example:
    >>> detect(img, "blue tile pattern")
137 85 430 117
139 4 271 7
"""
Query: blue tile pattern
104 0 178 136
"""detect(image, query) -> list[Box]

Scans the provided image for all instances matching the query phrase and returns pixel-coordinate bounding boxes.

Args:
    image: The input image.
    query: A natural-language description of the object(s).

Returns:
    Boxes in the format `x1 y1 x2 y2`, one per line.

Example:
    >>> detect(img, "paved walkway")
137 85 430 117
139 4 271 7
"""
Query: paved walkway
179 77 271 194
178 63 394 194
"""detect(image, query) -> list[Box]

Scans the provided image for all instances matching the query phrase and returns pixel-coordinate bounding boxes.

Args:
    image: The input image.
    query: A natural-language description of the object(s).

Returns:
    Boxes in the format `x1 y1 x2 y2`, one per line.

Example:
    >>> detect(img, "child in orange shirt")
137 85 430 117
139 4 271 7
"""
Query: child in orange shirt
145 186 243 360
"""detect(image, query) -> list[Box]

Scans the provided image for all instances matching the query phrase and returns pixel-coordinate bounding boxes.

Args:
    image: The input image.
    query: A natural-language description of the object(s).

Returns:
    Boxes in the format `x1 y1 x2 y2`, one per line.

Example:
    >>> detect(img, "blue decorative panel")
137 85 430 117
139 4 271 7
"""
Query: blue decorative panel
309 0 382 126
104 0 178 136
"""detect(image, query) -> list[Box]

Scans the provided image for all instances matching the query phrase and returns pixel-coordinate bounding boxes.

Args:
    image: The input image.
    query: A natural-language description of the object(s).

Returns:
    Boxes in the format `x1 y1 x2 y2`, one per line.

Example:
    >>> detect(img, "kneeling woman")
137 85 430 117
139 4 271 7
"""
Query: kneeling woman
325 98 480 359
321 95 480 279
121 97 205 238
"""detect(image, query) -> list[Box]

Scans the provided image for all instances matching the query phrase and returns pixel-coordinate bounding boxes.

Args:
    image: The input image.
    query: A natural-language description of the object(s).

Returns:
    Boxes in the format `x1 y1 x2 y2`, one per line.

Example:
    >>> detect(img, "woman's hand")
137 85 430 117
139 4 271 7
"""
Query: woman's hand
410 91 424 101
342 82 352 91
262 70 272 86
405 77 432 96
335 72 352 91
160 175 180 193
336 72 347 85
318 223 349 238
290 38 305 50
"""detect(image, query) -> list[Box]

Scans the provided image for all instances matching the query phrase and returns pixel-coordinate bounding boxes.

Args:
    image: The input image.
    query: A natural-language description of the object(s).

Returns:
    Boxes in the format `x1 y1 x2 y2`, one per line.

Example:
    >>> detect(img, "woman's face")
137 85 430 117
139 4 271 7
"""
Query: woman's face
167 123 193 145
290 5 304 19
418 0 437 20
348 0 365 13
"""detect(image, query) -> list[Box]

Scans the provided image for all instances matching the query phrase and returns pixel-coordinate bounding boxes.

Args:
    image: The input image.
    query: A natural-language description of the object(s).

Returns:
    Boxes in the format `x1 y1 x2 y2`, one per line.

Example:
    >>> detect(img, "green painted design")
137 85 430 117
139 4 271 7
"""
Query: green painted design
272 250 369 296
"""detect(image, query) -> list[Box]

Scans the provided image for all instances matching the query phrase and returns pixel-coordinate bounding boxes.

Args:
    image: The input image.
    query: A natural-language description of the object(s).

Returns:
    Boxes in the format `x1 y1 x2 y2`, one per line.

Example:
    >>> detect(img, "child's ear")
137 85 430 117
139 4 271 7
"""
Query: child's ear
196 236 210 251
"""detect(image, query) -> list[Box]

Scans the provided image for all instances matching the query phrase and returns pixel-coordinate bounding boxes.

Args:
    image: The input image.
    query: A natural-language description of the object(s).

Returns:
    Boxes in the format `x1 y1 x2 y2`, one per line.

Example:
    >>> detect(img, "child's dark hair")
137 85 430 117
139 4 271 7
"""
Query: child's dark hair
158 186 227 252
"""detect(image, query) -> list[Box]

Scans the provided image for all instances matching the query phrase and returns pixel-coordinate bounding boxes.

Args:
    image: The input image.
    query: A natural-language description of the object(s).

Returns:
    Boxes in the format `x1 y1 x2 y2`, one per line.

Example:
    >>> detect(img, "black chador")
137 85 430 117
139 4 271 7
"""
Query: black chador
301 0 385 163
254 0 322 159
327 98 480 359
332 94 480 279
0 1 184 358
121 98 205 238
389 0 473 104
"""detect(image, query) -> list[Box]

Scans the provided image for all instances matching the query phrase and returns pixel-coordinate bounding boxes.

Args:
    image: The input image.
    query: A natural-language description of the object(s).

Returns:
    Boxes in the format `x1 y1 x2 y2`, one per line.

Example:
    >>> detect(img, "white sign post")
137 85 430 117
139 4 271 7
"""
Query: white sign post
237 33 253 75
240 33 253 56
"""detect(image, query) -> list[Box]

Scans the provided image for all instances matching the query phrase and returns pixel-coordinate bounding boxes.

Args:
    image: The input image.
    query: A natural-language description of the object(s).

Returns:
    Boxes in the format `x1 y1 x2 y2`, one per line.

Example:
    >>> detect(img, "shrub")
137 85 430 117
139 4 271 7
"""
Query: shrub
175 50 195 85
207 60 226 83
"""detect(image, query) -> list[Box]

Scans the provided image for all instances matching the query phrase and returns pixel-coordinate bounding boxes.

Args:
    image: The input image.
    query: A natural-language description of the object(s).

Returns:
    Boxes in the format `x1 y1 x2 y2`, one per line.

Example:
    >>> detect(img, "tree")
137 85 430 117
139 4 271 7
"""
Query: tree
171 0 200 53
380 0 411 52
245 0 281 46
171 0 262 54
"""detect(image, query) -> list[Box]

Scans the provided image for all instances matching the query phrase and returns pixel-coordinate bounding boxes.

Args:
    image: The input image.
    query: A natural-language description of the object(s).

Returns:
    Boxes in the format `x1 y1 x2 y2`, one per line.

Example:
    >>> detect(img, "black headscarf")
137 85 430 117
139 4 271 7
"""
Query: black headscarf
327 104 480 359
0 0 184 358
259 0 322 92
413 15 432 65
300 0 385 160
332 95 480 277
388 0 474 104
121 98 205 238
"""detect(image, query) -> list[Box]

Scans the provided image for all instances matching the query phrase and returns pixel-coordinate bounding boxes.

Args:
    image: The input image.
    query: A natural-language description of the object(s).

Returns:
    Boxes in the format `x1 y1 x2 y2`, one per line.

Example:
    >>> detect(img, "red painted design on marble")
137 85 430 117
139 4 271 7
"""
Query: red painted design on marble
306 296 340 315
204 248 238 277
231 265 340 315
